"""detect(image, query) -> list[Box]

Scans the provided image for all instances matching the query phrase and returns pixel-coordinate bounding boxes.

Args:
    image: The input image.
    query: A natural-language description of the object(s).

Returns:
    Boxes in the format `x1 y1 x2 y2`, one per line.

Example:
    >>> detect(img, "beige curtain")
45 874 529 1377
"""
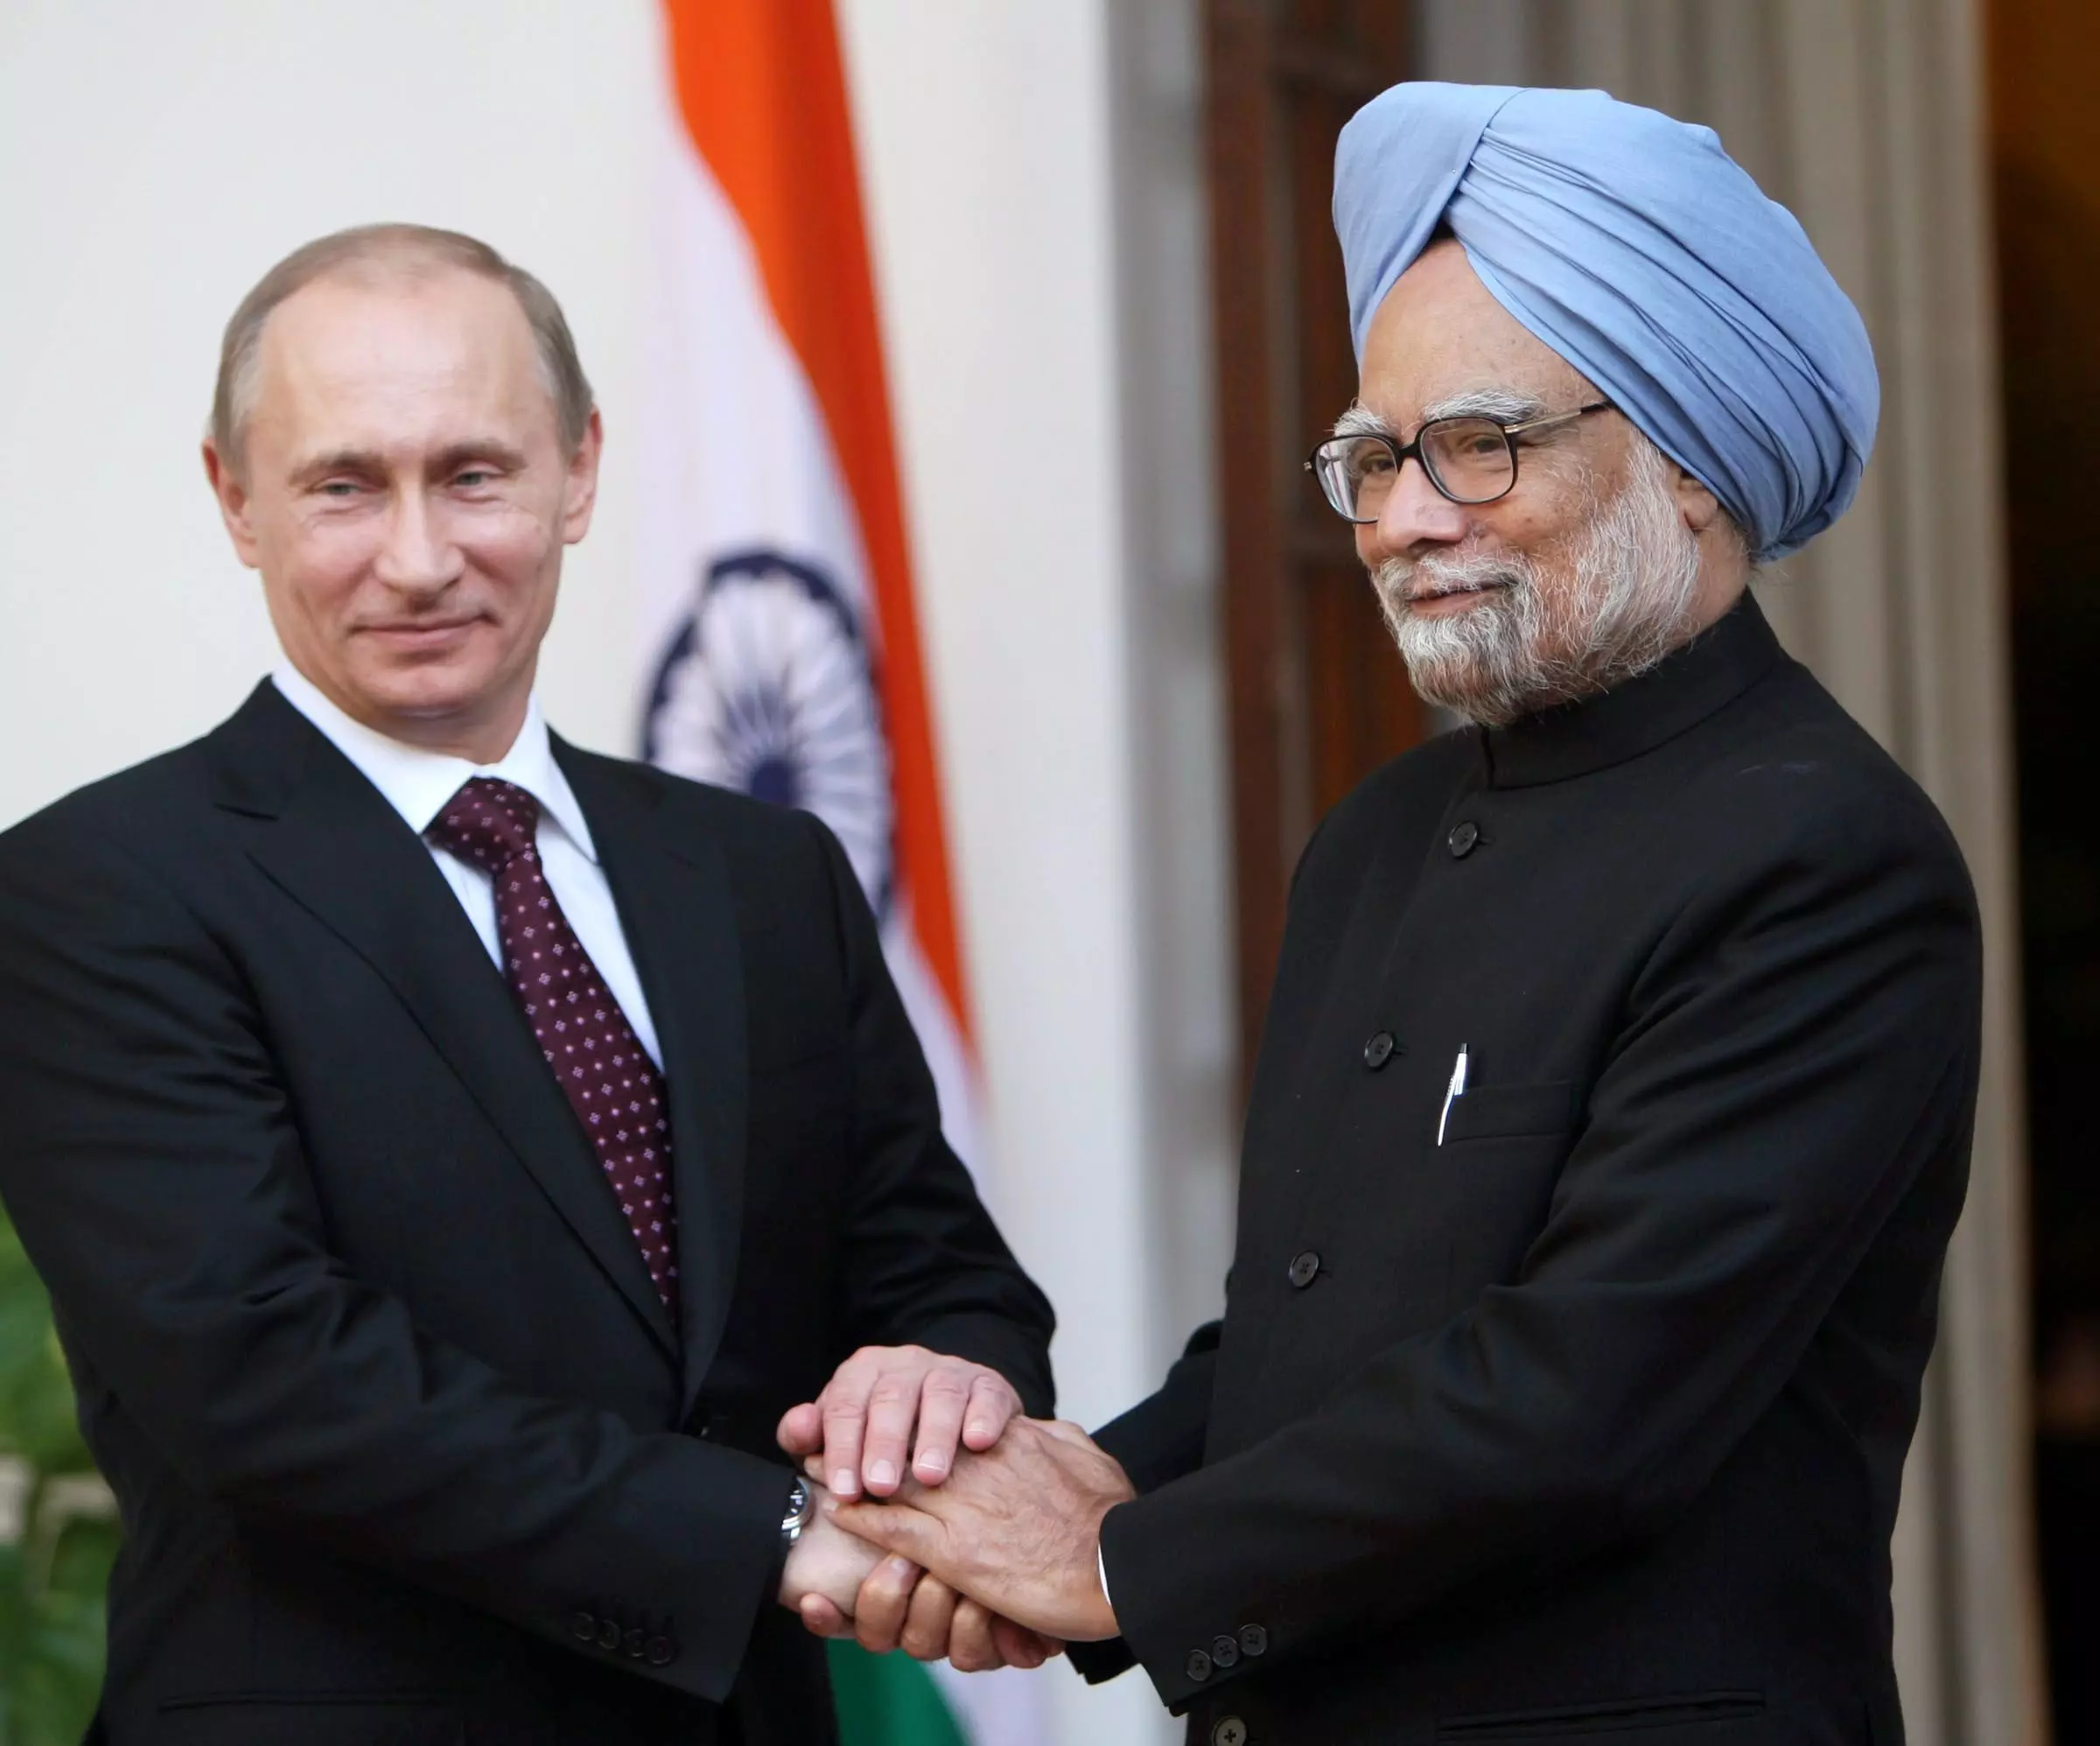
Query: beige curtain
1415 4 2046 1742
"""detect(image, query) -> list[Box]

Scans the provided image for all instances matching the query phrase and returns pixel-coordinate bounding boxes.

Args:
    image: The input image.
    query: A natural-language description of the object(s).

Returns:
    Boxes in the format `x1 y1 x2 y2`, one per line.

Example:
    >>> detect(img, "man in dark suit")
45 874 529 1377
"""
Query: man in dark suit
0 223 1054 1744
824 86 1976 1745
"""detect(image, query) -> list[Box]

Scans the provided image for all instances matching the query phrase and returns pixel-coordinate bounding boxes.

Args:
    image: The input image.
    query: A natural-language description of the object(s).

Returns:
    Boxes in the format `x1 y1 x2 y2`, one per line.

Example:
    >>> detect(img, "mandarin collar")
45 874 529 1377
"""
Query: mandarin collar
1477 593 1783 789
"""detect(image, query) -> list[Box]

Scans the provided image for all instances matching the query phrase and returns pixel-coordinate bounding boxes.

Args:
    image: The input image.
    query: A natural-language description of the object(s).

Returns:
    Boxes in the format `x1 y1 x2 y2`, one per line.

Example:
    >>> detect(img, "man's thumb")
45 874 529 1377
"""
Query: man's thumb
777 1401 821 1453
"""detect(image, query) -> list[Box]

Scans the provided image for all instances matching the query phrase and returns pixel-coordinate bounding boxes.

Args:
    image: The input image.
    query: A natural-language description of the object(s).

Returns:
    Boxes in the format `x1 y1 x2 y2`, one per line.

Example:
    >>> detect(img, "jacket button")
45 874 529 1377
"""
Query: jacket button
570 1610 598 1643
1448 820 1480 857
1362 1031 1396 1069
1185 1647 1214 1682
1210 1632 1240 1668
1212 1720 1249 1746
1238 1623 1268 1658
624 1628 647 1659
646 1636 677 1666
1287 1251 1320 1289
597 1619 622 1651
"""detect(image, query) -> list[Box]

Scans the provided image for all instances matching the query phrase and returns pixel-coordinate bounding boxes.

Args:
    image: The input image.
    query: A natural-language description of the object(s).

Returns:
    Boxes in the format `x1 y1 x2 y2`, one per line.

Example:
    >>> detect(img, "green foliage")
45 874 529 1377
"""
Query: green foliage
0 1211 116 1745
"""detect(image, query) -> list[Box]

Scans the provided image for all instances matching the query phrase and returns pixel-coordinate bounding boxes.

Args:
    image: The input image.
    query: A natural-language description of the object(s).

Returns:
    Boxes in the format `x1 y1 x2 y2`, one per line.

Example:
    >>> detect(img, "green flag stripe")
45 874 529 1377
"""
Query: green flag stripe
827 1638 971 1746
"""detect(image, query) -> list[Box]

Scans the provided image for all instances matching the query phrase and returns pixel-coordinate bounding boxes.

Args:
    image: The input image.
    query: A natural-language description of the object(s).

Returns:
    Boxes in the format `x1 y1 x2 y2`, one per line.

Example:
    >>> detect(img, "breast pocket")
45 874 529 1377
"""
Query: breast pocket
1440 1079 1578 1144
1432 1079 1579 1315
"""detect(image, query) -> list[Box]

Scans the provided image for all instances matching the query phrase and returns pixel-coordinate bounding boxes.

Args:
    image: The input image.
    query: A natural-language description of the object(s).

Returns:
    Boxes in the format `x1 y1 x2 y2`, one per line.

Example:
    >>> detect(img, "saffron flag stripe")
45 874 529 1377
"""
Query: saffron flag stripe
642 4 1043 1742
662 0 966 1033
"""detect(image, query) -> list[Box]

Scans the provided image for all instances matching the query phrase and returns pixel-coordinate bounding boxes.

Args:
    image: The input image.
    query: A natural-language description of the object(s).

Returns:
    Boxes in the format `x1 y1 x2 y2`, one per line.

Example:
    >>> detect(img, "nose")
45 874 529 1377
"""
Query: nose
1360 453 1471 564
373 485 465 597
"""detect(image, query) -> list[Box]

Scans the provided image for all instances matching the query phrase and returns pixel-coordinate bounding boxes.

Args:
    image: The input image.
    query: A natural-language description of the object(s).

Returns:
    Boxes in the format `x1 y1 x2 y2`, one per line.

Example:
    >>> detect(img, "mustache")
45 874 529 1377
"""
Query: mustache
1373 550 1532 608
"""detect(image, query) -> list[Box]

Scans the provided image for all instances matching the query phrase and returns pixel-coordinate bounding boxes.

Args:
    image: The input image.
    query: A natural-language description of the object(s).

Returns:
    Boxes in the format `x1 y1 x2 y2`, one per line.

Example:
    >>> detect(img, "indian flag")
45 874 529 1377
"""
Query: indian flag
636 4 1046 1742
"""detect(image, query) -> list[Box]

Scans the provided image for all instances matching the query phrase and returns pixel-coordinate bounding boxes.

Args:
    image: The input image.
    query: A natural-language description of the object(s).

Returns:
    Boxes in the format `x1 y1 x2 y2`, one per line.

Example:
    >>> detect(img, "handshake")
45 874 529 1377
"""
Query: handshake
771 1346 1136 1672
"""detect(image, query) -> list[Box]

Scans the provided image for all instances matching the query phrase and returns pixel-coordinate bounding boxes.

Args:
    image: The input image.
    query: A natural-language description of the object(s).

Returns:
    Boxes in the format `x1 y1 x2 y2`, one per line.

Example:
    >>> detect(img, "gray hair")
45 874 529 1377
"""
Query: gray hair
1371 432 1707 726
210 223 594 473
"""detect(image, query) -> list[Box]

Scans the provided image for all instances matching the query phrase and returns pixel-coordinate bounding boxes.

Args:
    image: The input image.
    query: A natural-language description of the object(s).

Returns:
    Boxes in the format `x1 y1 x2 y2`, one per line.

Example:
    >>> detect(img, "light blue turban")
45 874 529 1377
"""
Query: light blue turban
1334 83 1878 559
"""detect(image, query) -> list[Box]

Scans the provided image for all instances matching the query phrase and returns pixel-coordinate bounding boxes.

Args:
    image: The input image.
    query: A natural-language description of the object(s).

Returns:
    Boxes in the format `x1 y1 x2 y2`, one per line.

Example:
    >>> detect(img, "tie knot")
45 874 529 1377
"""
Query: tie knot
428 776 542 870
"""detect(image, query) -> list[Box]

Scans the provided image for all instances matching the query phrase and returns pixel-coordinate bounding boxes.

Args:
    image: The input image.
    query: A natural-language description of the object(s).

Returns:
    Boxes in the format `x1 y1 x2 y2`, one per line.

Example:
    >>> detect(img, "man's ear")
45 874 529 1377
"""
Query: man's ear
1673 465 1724 536
561 408 605 545
202 438 262 570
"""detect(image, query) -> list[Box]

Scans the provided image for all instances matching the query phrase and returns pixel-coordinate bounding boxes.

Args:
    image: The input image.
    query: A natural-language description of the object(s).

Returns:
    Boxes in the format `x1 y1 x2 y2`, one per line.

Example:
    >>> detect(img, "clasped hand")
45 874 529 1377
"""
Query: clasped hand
773 1346 1132 1670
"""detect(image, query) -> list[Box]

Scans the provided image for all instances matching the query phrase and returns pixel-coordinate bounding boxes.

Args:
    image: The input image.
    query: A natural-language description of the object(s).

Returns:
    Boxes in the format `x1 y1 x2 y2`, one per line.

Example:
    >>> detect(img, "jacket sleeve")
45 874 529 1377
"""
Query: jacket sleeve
1096 783 1981 1709
0 810 793 1704
1067 1321 1222 1683
808 815 1057 1415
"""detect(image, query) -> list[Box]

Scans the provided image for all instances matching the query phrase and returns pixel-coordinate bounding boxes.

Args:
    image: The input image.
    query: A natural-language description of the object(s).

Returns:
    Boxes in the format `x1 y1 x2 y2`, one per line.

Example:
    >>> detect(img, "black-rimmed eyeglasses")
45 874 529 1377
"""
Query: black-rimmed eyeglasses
1305 402 1614 522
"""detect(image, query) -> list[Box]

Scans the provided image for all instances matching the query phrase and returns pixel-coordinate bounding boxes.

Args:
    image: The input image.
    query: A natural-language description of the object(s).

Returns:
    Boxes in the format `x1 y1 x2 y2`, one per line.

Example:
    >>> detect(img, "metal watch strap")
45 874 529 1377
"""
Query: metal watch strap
781 1476 813 1547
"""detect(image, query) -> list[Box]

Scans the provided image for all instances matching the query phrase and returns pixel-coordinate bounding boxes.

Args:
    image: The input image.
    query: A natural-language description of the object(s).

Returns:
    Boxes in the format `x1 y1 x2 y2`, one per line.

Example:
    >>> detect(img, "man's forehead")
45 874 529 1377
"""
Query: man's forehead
1357 239 1590 424
261 271 533 385
248 269 550 441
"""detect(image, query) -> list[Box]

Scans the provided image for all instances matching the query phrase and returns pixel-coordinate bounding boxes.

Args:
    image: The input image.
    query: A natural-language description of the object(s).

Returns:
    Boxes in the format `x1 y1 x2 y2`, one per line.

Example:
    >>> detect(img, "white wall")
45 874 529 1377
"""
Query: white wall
837 8 1209 1742
0 5 1225 1742
0 0 662 810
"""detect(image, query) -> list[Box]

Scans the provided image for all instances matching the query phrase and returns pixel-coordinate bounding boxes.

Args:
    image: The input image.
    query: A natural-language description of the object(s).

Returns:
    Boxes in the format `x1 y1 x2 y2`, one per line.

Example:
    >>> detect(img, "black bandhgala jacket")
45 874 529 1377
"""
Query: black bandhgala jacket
0 684 1054 1746
1075 598 1978 1746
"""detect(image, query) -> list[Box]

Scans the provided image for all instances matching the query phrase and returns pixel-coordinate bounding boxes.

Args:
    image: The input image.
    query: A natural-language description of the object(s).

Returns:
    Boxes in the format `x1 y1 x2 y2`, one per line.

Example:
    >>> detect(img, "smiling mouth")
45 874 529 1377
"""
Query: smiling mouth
362 619 482 637
1407 577 1511 605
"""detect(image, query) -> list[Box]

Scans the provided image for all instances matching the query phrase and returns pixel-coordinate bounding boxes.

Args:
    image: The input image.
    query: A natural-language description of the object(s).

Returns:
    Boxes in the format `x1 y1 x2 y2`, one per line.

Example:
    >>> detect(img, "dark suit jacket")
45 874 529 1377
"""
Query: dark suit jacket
0 684 1054 1746
1074 600 1978 1746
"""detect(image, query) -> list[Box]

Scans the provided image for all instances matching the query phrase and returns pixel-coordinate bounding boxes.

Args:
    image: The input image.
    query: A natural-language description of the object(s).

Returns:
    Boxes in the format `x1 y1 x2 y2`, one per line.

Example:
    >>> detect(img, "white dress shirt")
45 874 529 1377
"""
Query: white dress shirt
270 666 663 1069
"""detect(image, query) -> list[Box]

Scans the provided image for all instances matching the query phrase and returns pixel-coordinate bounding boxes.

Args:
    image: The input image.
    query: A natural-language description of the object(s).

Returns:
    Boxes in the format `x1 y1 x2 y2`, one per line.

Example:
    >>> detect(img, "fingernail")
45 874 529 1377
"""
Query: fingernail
822 1496 840 1517
867 1459 897 1489
887 1556 915 1580
965 1421 990 1441
833 1469 856 1496
916 1449 948 1475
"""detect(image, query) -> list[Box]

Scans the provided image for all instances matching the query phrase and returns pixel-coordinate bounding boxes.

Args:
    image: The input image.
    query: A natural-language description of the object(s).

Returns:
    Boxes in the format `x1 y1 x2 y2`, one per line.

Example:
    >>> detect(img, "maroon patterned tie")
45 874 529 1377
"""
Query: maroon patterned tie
427 777 680 1322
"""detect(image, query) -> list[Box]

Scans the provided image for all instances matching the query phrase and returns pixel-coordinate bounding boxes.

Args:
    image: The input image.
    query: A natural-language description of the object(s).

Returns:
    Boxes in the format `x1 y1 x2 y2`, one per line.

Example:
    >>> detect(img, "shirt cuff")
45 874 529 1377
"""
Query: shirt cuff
1097 1541 1113 1610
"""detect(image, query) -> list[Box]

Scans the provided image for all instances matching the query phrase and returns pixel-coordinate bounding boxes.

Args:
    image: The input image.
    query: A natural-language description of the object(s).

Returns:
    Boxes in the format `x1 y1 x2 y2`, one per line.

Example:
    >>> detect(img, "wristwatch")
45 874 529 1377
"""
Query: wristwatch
781 1476 814 1549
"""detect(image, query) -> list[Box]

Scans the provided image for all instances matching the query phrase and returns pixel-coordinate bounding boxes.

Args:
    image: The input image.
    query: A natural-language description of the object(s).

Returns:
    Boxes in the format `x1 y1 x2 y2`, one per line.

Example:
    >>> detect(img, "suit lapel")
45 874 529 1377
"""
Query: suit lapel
556 741 748 1414
212 686 679 1358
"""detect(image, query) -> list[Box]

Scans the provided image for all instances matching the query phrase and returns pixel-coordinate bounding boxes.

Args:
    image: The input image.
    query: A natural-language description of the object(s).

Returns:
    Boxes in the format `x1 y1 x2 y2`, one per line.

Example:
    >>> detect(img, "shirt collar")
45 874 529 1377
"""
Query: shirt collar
269 664 599 863
1477 592 1785 789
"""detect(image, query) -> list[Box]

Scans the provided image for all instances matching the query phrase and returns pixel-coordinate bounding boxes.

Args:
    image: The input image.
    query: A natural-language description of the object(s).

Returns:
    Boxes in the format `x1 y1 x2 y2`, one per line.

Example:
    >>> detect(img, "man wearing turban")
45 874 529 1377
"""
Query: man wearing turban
816 84 1979 1746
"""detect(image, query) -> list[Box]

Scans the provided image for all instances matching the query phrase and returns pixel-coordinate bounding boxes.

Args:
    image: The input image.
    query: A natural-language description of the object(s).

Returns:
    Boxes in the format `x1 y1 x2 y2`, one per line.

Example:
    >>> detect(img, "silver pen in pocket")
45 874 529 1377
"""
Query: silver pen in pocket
1437 1045 1469 1146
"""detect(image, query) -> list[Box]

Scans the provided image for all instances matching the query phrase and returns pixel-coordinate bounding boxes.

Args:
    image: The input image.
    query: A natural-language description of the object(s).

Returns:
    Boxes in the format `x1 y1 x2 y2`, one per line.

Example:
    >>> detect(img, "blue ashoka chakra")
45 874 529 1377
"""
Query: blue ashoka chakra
643 550 894 919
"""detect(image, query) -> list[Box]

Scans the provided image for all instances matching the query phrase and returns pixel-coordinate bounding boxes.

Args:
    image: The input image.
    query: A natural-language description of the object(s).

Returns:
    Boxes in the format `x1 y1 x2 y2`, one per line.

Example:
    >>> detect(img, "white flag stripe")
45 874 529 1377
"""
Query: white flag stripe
640 20 1040 1740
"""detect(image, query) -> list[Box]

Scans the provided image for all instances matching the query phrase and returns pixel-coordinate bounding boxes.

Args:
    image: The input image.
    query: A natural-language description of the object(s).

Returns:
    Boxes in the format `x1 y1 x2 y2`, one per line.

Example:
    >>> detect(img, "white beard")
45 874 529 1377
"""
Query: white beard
1373 439 1706 727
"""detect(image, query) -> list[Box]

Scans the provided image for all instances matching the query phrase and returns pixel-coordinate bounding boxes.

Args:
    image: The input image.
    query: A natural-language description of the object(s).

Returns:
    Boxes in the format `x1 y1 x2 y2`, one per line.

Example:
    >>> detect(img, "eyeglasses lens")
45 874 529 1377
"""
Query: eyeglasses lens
1315 418 1517 521
1420 419 1516 504
1316 436 1396 522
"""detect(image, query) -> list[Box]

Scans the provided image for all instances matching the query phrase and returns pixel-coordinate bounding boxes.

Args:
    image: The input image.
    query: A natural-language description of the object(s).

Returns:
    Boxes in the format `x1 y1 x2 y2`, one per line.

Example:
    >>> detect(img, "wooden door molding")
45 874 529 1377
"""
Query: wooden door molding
1203 0 1418 1088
